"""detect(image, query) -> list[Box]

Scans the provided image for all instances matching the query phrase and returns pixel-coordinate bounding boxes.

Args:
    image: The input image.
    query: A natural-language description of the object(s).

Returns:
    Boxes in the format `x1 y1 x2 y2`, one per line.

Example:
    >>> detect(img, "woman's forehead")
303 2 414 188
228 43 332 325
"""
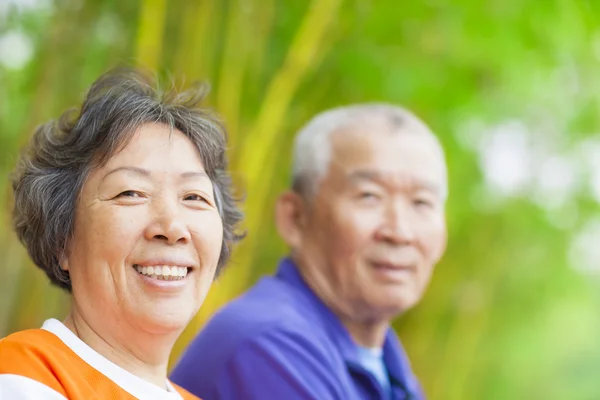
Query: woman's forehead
102 124 205 169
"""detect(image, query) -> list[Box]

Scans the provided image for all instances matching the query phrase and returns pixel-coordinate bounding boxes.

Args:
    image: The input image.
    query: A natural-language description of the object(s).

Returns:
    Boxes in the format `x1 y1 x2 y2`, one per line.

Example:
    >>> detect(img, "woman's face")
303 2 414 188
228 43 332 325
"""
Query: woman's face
63 123 223 335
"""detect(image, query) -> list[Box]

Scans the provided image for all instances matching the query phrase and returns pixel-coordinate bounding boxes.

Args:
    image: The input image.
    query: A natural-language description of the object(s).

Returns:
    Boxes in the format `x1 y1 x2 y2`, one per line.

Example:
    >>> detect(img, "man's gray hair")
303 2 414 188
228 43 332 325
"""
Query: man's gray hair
291 103 444 197
11 67 244 291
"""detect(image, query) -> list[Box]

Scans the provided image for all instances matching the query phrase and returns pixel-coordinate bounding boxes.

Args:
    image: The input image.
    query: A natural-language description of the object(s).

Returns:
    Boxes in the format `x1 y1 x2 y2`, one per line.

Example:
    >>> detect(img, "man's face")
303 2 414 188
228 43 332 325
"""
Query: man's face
295 121 447 321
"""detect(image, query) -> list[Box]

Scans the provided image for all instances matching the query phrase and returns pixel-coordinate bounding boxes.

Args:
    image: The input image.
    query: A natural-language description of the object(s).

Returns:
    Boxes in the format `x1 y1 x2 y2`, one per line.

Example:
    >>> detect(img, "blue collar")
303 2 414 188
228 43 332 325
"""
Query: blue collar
275 257 421 396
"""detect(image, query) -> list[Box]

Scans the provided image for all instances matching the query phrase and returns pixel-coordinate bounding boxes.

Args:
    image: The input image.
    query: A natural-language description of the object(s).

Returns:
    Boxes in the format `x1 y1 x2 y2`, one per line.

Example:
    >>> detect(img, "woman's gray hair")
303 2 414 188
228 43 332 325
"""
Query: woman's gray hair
11 67 244 291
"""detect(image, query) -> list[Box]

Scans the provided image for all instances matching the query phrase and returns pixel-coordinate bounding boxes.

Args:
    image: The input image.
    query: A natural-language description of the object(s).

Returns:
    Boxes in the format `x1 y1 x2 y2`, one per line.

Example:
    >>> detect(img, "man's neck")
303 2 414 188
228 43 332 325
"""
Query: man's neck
339 315 389 348
63 307 177 389
292 255 390 348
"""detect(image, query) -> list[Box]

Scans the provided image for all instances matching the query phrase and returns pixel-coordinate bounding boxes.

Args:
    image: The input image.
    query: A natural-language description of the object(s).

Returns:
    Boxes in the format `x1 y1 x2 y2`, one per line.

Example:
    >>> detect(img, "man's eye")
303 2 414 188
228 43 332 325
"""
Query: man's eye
414 198 433 208
359 192 380 199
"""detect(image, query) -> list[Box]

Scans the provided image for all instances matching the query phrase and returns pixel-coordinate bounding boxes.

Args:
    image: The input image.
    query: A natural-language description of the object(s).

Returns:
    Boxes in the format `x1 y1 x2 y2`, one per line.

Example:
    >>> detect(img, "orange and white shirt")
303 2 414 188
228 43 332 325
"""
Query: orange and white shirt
0 319 199 399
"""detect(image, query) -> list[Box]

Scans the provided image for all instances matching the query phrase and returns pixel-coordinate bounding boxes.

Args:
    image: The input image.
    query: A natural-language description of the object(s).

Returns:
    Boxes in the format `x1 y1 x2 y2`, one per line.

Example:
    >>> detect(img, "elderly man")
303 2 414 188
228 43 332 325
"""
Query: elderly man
171 104 448 400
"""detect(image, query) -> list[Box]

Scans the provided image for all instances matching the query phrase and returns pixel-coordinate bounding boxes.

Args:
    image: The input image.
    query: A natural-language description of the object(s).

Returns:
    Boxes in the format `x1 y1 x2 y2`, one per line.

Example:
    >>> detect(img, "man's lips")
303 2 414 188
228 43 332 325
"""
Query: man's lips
370 261 415 271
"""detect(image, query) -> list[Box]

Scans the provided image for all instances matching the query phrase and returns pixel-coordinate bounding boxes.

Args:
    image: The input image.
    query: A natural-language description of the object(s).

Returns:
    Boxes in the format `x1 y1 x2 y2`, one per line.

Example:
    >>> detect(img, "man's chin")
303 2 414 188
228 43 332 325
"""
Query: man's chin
373 292 420 317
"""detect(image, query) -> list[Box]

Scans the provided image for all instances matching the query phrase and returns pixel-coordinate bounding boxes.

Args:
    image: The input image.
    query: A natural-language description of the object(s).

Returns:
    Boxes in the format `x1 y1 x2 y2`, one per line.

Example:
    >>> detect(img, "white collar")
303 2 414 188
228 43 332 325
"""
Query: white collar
41 318 183 400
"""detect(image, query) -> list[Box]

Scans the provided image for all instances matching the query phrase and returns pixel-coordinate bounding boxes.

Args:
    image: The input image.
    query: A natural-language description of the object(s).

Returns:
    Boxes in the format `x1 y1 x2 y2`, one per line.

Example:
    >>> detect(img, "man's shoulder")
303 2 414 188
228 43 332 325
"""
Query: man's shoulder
171 284 348 398
173 298 341 385
175 275 334 370
203 275 317 339
170 271 350 398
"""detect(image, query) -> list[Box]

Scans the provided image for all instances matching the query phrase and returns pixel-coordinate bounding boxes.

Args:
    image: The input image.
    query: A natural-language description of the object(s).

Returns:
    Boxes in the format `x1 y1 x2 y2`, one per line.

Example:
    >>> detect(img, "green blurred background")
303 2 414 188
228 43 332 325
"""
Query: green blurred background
1 0 600 398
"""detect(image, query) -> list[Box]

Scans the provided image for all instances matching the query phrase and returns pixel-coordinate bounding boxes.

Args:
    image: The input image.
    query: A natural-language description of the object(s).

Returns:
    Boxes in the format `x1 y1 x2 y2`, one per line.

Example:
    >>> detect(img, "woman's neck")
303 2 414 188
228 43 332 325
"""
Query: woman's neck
63 307 178 389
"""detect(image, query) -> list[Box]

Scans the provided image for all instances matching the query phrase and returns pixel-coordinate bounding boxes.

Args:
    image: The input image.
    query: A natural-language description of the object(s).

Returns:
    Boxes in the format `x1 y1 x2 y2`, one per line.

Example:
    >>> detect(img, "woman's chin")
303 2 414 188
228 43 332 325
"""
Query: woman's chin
132 308 195 336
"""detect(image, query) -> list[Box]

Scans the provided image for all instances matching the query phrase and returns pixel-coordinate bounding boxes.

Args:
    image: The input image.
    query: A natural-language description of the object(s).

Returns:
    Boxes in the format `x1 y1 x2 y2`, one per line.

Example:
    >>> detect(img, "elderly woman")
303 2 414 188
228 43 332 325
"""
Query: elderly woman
0 68 243 399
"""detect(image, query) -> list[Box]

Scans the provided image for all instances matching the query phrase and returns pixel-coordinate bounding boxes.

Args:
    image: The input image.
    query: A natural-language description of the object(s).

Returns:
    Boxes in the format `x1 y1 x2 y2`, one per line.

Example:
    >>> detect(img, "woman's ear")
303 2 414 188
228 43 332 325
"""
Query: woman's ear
275 191 307 250
59 245 70 271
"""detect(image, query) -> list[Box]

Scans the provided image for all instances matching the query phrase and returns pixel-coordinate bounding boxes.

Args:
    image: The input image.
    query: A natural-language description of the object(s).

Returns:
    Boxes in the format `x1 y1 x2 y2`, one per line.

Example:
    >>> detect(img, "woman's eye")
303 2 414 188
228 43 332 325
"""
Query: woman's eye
185 194 208 203
117 190 142 198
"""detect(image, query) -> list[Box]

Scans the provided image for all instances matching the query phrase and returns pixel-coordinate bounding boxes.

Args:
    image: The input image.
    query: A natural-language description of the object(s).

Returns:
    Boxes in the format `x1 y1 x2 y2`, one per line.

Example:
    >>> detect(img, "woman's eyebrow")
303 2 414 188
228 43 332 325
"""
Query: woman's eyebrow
101 167 210 182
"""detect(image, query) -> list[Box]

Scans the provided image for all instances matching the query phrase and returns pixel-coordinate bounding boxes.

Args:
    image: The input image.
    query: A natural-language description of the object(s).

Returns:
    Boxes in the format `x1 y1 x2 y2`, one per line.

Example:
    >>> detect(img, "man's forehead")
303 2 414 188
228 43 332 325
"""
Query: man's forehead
328 128 445 170
330 120 439 150
323 127 447 197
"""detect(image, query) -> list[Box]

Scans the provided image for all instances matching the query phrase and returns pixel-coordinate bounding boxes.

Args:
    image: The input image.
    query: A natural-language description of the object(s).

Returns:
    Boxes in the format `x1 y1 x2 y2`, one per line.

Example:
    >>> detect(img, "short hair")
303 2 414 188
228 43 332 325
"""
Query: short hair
291 103 446 198
11 67 244 291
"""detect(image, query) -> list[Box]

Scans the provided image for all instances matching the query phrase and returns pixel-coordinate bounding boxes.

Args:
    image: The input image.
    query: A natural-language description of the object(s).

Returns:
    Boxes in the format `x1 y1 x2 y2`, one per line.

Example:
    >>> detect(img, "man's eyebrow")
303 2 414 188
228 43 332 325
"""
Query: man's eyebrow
347 170 383 183
346 169 445 196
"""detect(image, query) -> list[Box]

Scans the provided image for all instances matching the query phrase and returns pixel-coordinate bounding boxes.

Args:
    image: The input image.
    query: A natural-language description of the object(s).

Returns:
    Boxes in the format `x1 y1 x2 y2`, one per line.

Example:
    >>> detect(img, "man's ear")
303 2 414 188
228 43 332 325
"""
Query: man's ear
433 218 448 265
275 190 308 250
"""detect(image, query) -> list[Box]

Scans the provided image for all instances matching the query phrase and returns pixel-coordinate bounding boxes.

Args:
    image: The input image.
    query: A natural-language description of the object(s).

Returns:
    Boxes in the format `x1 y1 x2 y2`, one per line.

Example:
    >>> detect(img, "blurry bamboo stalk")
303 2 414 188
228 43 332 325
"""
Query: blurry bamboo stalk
442 311 487 400
244 0 276 96
135 0 167 70
174 0 217 81
430 229 505 399
216 0 250 147
215 0 275 153
436 276 499 399
0 231 26 336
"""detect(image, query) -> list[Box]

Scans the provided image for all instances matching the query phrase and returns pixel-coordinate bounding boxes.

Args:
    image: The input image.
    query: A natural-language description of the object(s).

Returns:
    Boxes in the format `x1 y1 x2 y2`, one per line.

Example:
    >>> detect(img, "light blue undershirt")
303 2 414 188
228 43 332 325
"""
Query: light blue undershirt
356 345 393 399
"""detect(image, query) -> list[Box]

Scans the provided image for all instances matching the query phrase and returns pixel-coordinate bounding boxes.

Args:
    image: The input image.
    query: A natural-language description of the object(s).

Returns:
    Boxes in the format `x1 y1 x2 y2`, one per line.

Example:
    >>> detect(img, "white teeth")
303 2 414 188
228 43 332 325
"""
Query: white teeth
134 265 189 280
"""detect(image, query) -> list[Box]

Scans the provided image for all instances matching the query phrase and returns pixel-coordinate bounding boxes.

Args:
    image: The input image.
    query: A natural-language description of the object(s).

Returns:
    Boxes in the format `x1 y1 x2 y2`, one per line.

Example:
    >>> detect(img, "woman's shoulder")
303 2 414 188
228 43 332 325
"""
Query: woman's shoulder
0 327 64 368
0 327 69 397
0 324 141 399
1 326 71 365
1 325 57 345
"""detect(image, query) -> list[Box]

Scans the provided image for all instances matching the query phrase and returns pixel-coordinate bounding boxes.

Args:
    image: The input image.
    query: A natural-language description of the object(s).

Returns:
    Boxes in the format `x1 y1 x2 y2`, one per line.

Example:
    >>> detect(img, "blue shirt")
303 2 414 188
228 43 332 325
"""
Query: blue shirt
356 346 393 399
170 258 425 400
